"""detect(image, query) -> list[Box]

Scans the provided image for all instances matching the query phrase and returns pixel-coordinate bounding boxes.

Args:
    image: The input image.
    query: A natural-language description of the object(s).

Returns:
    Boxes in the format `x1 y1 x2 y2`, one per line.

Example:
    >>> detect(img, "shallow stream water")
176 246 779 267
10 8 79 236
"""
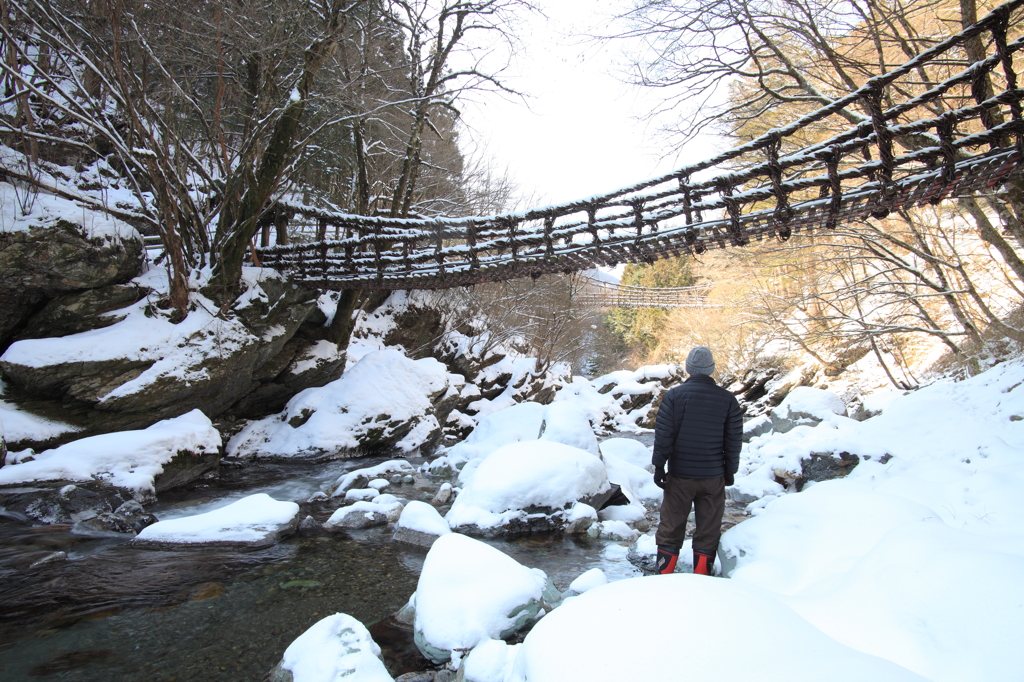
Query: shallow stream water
0 436 695 682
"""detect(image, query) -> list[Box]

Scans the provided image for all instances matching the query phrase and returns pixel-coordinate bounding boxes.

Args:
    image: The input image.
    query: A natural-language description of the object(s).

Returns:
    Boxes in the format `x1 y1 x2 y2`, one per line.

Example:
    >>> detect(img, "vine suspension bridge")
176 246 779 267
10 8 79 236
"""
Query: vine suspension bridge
258 0 1024 298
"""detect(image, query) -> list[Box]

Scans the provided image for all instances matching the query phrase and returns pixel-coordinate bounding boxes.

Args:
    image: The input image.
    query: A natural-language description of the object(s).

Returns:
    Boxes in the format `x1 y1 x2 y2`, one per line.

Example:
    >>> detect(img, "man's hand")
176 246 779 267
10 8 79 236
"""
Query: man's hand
654 466 666 489
724 472 735 487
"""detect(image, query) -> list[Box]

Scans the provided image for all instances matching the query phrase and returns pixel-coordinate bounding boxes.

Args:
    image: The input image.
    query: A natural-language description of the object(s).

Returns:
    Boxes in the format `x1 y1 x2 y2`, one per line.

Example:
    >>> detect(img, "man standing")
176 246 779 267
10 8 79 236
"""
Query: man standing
652 346 742 576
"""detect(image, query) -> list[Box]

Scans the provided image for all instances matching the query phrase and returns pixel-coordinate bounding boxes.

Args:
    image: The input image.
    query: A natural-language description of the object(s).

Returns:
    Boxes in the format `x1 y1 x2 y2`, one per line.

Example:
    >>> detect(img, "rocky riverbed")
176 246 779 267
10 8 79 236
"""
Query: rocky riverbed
0 437 749 682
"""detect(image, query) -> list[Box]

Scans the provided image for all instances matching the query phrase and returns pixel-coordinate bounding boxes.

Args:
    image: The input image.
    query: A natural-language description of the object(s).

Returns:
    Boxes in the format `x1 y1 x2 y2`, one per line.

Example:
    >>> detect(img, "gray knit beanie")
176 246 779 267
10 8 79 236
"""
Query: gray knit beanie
685 346 715 376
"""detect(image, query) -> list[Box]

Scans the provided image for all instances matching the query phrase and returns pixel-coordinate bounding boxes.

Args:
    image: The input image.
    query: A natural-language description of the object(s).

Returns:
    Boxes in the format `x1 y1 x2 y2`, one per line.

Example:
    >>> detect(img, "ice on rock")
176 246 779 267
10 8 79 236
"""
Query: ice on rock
132 493 299 549
445 441 609 532
413 533 549 664
268 613 393 682
393 500 450 548
509 575 928 682
601 450 661 507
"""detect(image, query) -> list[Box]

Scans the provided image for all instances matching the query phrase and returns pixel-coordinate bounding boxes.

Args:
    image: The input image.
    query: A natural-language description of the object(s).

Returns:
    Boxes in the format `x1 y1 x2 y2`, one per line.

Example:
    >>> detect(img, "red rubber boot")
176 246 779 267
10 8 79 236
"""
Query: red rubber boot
693 551 715 576
655 547 679 575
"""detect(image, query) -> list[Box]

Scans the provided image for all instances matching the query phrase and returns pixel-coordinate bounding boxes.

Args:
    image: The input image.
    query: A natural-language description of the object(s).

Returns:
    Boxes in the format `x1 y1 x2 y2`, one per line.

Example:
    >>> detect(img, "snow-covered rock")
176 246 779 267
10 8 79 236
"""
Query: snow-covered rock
131 493 300 550
392 500 451 548
566 568 607 596
325 495 403 531
332 460 416 496
1 266 321 430
445 402 546 469
0 177 143 348
768 386 848 433
413 533 551 664
537 401 599 456
509 575 928 682
228 350 461 460
0 410 220 506
267 613 393 682
446 441 610 536
597 438 652 472
462 638 520 682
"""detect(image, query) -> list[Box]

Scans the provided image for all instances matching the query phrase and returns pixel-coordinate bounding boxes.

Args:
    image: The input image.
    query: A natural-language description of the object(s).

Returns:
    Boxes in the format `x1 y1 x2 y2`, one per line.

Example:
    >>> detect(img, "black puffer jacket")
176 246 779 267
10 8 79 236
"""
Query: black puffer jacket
652 375 742 479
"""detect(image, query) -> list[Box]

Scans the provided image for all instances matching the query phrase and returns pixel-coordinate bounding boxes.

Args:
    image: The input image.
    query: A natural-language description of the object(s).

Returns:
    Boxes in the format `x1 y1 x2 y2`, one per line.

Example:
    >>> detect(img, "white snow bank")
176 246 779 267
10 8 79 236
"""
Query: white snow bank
446 441 609 530
724 359 1024 681
396 500 451 536
0 410 220 499
276 613 393 682
228 350 456 458
133 493 299 546
414 533 548 661
510 575 927 682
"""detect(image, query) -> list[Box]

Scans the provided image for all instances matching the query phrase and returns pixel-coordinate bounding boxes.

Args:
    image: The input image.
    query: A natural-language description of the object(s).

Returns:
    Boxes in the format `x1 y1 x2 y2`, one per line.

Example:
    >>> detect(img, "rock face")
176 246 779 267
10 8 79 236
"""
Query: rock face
795 452 860 491
0 271 332 435
0 197 144 350
227 350 464 461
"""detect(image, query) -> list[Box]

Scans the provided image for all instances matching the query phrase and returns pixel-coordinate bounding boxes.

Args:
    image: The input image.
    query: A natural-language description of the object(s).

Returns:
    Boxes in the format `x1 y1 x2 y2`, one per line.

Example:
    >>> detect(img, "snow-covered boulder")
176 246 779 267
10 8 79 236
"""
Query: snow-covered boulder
325 495 403 531
462 638 519 682
331 460 416 496
392 500 451 548
131 493 300 550
1 267 320 430
0 178 143 347
445 402 546 469
0 410 220 524
566 568 607 596
446 441 610 537
597 438 652 472
537 401 599 456
591 364 684 427
228 350 461 460
768 386 848 433
267 613 393 682
510 575 928 682
741 413 773 442
413 533 552 664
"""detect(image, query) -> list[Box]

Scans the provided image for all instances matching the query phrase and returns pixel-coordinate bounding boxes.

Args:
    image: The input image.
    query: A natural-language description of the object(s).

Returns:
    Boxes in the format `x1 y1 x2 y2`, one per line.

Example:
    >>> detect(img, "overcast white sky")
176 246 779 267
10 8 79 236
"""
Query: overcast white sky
458 0 724 209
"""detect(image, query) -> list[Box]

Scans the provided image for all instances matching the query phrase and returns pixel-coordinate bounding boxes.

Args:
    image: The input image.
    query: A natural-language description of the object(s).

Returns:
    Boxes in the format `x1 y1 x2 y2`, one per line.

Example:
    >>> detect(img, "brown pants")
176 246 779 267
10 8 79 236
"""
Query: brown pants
655 475 725 556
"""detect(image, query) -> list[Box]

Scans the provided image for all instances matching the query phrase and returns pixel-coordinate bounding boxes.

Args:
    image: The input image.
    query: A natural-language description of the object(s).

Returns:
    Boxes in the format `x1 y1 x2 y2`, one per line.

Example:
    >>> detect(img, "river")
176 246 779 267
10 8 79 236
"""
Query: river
0 435 746 681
